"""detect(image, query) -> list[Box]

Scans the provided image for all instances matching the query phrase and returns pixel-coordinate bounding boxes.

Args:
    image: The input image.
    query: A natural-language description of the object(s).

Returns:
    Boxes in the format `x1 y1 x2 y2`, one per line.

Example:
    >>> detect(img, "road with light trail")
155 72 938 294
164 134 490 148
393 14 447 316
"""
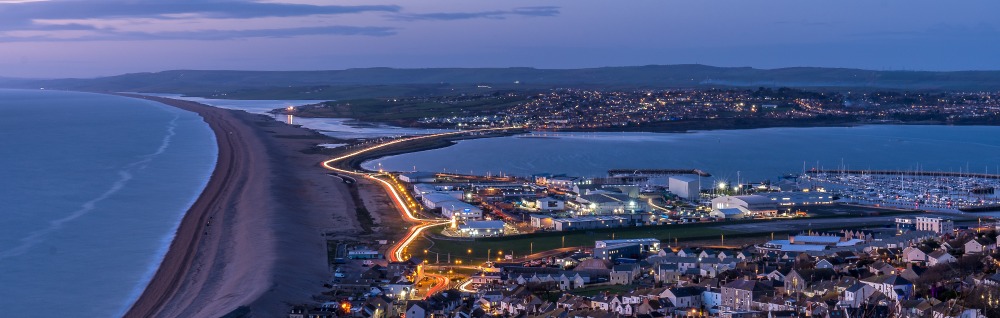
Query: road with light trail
321 127 520 297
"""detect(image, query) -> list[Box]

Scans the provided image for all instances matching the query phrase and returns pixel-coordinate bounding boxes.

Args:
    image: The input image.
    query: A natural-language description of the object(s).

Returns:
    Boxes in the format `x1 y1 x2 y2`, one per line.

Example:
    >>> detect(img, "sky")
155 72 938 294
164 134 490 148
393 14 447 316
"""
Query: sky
1 0 1000 78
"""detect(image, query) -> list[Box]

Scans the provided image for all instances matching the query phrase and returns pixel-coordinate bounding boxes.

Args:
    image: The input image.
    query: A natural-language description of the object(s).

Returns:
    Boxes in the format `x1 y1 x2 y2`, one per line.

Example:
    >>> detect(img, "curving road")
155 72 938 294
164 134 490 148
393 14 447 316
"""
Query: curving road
321 127 519 297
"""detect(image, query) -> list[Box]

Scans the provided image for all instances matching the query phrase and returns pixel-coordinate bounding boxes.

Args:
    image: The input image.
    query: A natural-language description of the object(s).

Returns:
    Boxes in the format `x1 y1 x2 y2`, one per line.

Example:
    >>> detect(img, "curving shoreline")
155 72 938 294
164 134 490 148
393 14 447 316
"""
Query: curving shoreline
120 95 357 318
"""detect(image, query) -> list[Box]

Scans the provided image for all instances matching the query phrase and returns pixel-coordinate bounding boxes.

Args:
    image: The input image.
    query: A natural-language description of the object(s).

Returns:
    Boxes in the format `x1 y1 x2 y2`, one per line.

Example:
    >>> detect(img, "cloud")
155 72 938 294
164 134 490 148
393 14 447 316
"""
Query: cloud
390 6 559 21
0 0 401 41
0 1 400 22
0 25 397 42
0 1 561 42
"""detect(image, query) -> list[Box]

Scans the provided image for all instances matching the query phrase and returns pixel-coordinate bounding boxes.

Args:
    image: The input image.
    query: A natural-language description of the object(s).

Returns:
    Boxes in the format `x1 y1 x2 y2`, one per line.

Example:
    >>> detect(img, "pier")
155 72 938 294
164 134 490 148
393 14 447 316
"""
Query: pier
607 169 712 177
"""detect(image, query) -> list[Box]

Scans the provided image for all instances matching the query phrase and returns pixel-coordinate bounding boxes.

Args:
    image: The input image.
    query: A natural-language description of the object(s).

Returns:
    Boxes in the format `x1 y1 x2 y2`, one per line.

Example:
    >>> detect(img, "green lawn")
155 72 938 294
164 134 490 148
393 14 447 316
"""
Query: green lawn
408 219 891 265
410 223 738 264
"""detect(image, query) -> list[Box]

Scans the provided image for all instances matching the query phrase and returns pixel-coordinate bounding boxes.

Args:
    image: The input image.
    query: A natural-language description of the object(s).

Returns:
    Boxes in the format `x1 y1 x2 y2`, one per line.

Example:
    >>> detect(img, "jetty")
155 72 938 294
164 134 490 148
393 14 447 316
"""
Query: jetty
608 169 712 177
806 169 1000 180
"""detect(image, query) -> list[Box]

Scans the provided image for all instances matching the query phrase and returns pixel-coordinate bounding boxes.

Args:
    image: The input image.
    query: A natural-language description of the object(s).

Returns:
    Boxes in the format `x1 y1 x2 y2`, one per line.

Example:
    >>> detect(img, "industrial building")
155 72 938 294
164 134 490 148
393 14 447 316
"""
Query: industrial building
457 220 505 237
595 238 661 252
550 213 652 231
547 176 587 190
594 243 641 261
576 193 642 215
529 214 554 229
421 193 463 209
709 207 748 219
710 191 834 215
398 172 438 183
594 238 660 260
440 201 482 220
668 175 700 201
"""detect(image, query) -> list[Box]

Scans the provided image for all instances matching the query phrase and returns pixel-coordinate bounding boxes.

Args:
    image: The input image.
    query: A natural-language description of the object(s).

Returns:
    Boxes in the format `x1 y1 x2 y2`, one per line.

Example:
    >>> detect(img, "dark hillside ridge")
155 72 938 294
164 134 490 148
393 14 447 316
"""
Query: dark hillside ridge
8 65 1000 95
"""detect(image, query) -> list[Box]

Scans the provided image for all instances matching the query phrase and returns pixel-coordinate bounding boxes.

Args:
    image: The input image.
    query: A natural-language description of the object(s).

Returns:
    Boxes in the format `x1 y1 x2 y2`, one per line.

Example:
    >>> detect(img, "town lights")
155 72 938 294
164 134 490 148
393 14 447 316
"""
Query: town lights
717 182 727 190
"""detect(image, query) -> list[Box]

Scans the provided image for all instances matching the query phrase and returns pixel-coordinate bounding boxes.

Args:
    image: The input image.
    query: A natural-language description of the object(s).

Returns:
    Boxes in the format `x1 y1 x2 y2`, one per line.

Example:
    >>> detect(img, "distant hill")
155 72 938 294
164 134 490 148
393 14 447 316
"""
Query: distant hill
6 65 1000 99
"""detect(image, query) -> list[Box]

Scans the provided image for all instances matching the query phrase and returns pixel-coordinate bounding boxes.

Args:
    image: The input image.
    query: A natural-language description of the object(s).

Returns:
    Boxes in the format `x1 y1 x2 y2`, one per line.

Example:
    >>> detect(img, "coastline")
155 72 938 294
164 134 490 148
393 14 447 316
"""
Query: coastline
120 95 360 317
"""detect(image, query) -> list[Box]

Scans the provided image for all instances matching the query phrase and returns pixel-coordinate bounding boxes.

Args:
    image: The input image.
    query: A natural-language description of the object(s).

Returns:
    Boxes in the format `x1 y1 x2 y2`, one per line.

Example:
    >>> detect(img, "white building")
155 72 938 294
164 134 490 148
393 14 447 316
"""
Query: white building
440 201 482 220
577 193 640 215
915 216 954 234
535 197 564 211
421 193 460 210
398 172 437 183
709 207 748 219
668 175 700 201
548 176 586 190
457 220 505 237
711 191 833 215
529 214 554 229
411 184 439 197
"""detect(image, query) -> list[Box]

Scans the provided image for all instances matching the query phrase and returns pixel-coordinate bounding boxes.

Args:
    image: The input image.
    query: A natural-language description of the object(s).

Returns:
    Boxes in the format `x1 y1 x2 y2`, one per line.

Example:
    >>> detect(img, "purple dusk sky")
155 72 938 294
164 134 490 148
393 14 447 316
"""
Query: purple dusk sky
1 0 999 78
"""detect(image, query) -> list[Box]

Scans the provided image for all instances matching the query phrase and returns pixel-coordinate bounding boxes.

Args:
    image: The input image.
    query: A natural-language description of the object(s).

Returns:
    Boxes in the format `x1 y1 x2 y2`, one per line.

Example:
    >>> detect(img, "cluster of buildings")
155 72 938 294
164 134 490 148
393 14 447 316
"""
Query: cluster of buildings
415 88 1000 130
439 225 999 318
708 191 835 219
402 170 850 238
298 213 1000 318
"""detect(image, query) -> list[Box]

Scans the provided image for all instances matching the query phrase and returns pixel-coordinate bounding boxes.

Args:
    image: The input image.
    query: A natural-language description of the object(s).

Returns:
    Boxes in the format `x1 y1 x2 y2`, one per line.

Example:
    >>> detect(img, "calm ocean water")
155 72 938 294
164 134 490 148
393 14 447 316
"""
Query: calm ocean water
365 126 1000 184
0 89 217 317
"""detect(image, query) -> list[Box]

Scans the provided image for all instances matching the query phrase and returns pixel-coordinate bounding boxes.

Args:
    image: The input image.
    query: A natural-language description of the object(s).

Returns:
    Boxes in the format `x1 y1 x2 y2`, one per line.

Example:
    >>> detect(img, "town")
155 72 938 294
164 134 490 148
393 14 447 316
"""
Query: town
294 154 1000 318
405 88 1000 130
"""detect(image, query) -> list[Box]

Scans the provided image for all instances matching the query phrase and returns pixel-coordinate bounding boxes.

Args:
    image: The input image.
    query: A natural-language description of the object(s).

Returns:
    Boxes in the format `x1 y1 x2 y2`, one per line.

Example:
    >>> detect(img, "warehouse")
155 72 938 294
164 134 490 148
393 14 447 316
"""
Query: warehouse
709 207 748 219
440 201 482 220
668 175 700 201
458 220 506 237
399 172 438 183
421 193 461 210
710 191 833 215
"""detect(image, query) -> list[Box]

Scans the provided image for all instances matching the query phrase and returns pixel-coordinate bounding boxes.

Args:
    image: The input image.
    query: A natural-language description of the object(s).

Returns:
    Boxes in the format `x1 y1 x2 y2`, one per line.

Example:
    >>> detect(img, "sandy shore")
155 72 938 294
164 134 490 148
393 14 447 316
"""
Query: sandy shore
122 95 365 318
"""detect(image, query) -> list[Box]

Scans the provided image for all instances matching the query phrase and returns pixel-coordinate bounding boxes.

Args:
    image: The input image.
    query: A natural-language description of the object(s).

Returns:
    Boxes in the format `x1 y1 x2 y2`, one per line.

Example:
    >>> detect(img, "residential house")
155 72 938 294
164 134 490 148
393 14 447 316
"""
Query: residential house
927 250 957 266
721 280 776 312
964 237 997 255
656 264 681 283
784 268 837 293
660 286 705 309
840 283 875 308
860 274 913 300
610 264 640 285
405 301 429 318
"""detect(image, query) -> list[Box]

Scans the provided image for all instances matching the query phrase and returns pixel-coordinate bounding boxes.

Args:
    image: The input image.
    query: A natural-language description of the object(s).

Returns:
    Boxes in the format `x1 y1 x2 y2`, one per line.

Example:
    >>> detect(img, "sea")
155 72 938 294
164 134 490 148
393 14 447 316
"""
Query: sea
0 89 217 317
363 125 1000 184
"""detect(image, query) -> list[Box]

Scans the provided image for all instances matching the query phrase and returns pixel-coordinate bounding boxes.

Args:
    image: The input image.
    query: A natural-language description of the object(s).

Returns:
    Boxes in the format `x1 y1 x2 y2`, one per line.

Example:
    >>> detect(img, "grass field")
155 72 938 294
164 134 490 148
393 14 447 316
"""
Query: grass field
410 224 729 264
404 218 890 264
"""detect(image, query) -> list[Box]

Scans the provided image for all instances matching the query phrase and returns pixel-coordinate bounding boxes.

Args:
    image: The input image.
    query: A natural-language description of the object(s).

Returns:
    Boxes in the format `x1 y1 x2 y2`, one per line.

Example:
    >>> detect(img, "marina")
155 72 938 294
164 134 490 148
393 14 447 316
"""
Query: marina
803 169 1000 213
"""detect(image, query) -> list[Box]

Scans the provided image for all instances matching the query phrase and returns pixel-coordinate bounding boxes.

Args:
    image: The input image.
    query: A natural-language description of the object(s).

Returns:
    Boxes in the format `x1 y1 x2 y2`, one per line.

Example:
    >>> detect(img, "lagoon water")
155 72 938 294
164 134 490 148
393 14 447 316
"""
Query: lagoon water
365 126 1000 184
145 93 452 139
0 90 217 317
